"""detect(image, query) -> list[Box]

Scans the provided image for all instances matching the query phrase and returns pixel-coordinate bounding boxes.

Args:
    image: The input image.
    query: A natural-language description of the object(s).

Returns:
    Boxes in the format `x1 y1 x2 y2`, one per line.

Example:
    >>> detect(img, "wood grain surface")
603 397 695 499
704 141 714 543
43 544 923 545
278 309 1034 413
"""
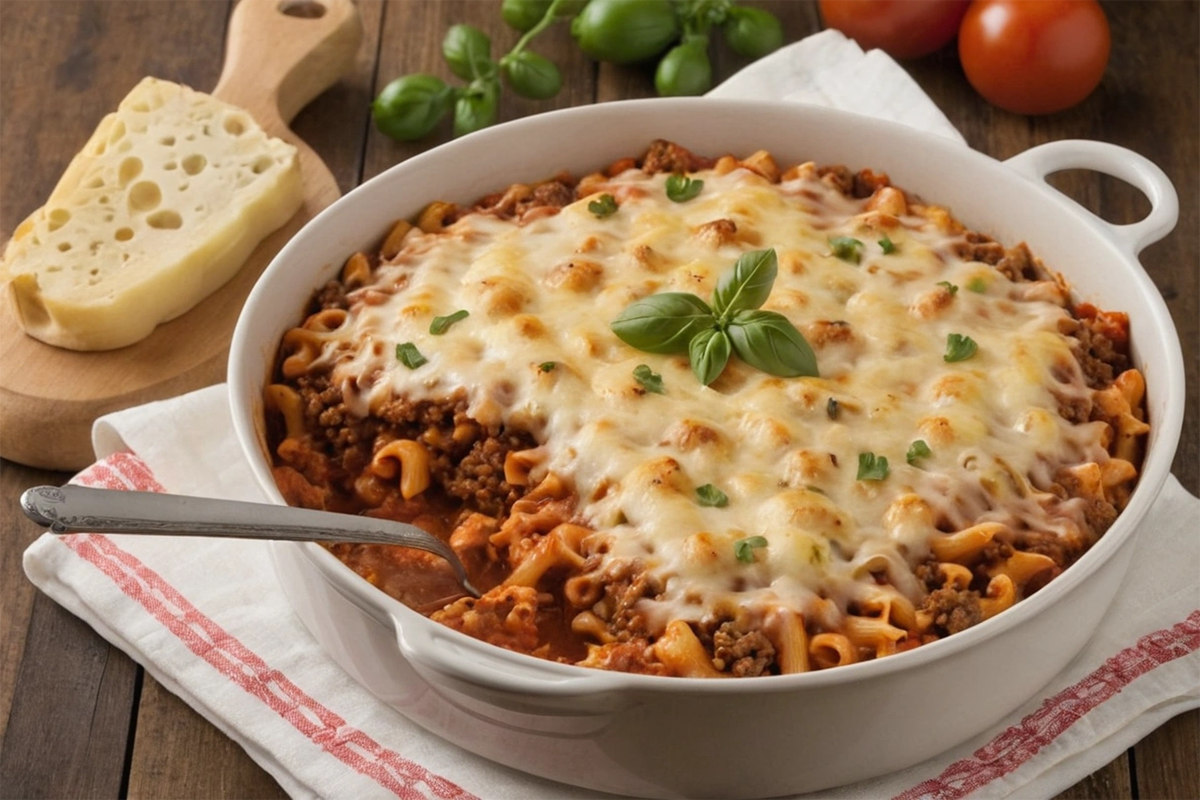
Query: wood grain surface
0 0 359 472
1 1 1196 798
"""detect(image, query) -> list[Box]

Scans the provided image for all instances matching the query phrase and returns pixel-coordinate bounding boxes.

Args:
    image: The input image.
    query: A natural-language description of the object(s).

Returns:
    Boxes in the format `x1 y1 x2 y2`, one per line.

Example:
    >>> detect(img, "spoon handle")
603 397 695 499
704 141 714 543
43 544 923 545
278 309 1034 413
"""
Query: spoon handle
20 484 479 596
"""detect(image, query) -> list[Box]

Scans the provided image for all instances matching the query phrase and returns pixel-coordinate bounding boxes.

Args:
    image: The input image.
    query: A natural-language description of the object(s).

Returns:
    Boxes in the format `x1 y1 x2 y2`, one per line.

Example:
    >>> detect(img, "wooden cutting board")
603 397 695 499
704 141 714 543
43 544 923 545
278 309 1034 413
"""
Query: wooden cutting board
0 0 361 471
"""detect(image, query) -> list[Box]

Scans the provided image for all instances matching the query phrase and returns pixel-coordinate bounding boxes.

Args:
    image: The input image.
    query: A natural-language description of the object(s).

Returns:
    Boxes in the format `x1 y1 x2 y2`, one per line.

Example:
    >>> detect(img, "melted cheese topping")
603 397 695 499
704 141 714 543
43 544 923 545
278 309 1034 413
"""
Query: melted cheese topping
315 164 1107 631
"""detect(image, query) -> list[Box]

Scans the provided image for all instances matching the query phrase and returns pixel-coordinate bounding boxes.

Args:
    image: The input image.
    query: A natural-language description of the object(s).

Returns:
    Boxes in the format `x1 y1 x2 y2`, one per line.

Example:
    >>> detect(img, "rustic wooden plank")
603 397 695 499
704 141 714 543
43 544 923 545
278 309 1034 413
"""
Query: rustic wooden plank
0 0 235 240
1135 710 1200 800
365 0 596 182
0 461 68 749
1053 754 1132 800
0 1 234 794
126 674 289 799
0 589 139 799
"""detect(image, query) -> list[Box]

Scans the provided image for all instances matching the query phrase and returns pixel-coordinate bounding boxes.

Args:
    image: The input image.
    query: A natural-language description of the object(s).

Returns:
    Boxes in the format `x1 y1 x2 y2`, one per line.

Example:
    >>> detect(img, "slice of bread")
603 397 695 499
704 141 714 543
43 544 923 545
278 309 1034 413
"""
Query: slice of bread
1 77 303 351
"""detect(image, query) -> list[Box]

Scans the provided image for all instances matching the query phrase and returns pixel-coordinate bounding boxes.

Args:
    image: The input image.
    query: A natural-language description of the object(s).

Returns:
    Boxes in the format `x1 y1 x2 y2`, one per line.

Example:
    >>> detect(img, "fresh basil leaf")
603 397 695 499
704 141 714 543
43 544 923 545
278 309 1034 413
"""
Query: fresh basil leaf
878 234 896 254
711 248 777 318
829 236 864 264
826 397 839 420
633 364 664 394
906 439 932 465
395 342 427 369
695 483 729 507
689 327 732 386
429 309 469 335
726 309 819 378
611 292 716 354
944 333 978 363
588 193 618 218
443 24 493 81
453 85 499 137
665 173 704 202
734 535 767 563
538 361 556 372
967 277 988 293
857 452 889 481
937 280 959 295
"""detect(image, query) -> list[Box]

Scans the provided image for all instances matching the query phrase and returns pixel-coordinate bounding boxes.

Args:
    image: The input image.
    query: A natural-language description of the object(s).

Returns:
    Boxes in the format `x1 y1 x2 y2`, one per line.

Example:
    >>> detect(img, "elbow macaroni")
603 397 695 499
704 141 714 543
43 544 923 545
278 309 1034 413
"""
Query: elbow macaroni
264 141 1149 677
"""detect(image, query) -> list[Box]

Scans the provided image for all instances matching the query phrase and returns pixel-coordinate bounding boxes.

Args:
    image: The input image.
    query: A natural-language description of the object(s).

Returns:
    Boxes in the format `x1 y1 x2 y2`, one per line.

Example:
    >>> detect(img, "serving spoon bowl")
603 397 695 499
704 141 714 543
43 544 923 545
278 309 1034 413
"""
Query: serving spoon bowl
19 484 480 597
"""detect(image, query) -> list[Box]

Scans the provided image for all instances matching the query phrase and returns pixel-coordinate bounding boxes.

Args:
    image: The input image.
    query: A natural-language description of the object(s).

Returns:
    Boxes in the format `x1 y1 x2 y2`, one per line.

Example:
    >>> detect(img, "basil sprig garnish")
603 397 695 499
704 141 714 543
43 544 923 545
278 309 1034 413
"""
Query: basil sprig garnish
944 333 978 363
611 249 818 386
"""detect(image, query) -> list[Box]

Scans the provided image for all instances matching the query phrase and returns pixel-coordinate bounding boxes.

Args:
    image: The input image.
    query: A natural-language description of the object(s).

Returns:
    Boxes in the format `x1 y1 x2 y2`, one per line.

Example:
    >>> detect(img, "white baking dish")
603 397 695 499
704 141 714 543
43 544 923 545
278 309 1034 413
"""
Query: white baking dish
228 99 1183 798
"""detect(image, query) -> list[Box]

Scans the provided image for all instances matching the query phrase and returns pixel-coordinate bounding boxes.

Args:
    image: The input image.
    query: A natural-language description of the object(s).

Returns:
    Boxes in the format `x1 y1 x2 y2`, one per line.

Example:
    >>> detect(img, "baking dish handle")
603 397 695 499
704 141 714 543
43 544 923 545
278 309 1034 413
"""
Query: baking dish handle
392 612 629 708
1003 140 1179 258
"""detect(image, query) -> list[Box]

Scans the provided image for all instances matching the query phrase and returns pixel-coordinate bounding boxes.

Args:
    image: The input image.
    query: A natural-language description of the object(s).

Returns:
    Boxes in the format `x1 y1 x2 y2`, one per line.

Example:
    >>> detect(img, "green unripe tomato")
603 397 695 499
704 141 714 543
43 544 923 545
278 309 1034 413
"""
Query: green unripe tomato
571 0 681 65
654 40 712 96
453 85 499 137
373 74 454 141
443 24 493 80
722 6 784 59
501 51 564 100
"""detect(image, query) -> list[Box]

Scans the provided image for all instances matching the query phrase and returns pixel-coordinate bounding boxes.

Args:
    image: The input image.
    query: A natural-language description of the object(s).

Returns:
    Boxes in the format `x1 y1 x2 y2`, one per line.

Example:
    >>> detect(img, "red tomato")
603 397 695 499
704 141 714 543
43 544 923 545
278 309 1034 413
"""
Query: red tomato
958 0 1111 115
819 0 971 60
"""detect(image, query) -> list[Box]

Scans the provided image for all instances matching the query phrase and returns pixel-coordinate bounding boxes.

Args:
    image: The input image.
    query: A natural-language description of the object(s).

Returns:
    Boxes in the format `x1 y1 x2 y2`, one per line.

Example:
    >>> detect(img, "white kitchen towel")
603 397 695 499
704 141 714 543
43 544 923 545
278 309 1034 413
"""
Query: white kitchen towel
23 29 1200 800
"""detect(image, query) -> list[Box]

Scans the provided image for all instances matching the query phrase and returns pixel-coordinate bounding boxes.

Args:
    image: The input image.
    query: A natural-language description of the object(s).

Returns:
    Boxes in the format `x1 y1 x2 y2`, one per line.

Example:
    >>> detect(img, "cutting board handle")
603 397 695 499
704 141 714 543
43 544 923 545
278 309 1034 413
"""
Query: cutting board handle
213 0 362 129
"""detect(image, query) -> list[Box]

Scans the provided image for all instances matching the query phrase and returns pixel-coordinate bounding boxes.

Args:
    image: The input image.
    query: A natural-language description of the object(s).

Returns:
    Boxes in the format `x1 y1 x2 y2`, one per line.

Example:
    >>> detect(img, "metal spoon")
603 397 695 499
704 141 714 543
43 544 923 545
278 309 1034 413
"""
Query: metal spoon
20 484 481 597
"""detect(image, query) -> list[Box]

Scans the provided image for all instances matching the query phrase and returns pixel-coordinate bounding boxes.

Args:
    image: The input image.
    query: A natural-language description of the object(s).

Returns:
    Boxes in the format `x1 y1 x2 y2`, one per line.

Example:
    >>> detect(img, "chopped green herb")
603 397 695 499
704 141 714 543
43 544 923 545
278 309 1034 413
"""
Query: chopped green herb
857 452 890 481
829 236 864 264
944 333 978 363
734 535 768 563
538 361 556 373
665 173 704 202
878 234 896 254
429 309 469 335
695 483 729 507
906 439 932 465
967 277 988 293
588 193 618 218
826 397 840 420
937 280 959 295
633 364 664 394
805 484 827 495
395 342 427 369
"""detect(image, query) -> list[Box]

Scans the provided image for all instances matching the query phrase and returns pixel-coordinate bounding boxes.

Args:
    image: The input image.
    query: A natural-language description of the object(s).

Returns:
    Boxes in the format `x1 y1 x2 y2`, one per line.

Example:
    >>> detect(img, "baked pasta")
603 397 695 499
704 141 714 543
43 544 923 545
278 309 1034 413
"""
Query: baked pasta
266 140 1148 677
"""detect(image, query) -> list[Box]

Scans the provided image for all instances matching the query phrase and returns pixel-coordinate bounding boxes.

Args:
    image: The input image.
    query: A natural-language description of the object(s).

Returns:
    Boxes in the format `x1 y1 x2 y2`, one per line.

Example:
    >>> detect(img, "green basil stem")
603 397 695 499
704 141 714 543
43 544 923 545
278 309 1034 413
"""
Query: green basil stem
510 0 567 57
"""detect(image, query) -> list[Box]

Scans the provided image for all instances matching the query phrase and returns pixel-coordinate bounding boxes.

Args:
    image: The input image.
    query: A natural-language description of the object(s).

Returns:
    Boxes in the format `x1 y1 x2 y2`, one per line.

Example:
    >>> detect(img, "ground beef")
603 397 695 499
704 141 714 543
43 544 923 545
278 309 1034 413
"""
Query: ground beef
815 165 891 199
641 139 710 174
1053 389 1093 423
995 242 1047 282
952 231 1006 265
531 179 575 208
446 433 533 515
1074 322 1127 388
710 622 776 677
919 586 984 636
591 560 660 641
311 279 350 311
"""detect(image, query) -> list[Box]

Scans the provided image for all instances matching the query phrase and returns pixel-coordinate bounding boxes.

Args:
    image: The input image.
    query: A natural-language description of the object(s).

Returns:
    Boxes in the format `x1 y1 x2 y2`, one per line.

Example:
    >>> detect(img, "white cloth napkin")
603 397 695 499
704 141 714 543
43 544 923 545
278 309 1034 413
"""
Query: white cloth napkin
23 30 1200 800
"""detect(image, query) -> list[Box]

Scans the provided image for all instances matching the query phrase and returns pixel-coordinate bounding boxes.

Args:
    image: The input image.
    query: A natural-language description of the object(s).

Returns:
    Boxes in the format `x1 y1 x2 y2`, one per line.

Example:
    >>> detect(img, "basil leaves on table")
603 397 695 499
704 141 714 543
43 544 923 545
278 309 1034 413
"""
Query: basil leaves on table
611 248 818 386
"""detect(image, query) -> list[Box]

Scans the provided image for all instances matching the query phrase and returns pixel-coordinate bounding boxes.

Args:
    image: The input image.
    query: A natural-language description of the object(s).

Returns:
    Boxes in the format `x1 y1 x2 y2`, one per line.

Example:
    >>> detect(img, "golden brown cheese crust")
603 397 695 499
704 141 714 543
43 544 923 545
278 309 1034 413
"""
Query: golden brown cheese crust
265 141 1147 677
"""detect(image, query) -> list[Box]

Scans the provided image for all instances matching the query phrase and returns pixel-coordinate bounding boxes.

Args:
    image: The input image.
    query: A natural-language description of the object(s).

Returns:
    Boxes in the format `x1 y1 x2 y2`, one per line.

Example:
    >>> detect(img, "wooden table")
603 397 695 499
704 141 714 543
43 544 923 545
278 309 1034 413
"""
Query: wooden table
1 1 1196 797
